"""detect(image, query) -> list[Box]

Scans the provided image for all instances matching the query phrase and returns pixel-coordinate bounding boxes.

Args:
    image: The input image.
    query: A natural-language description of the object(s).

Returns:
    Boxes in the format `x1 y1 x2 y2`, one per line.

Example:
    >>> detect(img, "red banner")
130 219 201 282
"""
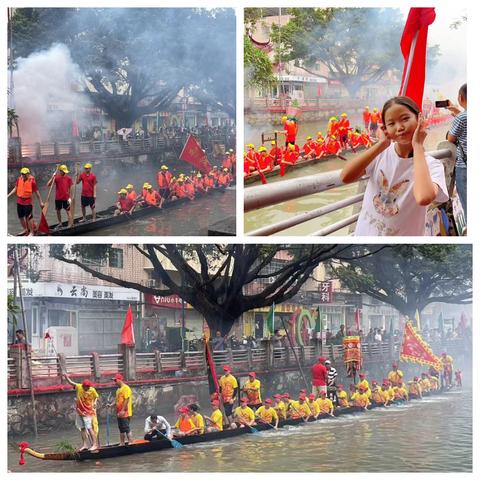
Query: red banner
179 134 212 174
145 293 191 309
400 320 442 370
399 8 436 108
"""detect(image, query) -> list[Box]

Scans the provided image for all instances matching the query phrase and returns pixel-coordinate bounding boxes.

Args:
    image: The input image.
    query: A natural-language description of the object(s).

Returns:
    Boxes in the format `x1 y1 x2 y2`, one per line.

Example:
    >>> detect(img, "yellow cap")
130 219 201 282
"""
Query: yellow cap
197 173 202 178
247 143 255 148
20 167 30 174
331 135 336 140
143 182 149 188
271 140 276 145
288 143 296 151
59 164 69 173
126 184 134 189
341 113 347 117
118 188 127 194
329 117 337 122
306 136 312 140
161 165 168 170
223 168 229 172
84 163 92 169
317 131 323 136
229 149 233 152
178 177 184 182
281 115 288 123
373 107 378 112
146 184 153 189
258 146 267 152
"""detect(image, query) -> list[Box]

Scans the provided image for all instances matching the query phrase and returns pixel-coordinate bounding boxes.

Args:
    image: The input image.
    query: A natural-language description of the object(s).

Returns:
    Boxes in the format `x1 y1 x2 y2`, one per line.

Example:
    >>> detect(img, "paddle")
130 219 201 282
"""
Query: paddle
69 163 79 227
157 430 183 449
257 418 276 430
289 404 309 423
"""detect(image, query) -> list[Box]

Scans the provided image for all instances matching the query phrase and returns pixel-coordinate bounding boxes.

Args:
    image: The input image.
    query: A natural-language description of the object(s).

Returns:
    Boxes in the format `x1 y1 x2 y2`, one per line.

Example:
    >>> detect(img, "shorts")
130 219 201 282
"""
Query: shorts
224 402 234 417
75 414 93 430
158 188 170 199
81 195 95 208
248 403 262 411
55 199 70 211
17 203 33 219
117 416 131 433
312 385 327 396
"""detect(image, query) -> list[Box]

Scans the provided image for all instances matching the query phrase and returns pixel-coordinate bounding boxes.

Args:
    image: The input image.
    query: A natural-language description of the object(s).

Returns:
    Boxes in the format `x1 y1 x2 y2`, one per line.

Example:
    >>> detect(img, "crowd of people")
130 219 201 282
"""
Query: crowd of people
62 350 459 451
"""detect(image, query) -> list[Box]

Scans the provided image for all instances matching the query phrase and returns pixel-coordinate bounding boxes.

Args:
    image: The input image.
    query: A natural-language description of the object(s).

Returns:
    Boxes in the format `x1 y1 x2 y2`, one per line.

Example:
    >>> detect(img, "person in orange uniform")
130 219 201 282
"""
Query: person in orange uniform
387 363 404 386
47 164 73 226
369 107 380 138
126 184 138 202
307 393 320 418
327 117 339 137
255 398 279 428
336 384 349 408
255 146 273 184
76 163 97 222
211 166 221 182
157 165 172 200
204 172 215 190
316 390 335 416
205 399 223 432
222 152 232 172
324 135 342 156
8 167 44 235
174 406 196 436
363 106 371 131
111 373 133 446
232 397 256 429
115 188 136 216
172 178 191 201
337 113 351 148
62 374 100 451
243 372 262 410
245 144 257 176
269 140 283 166
217 168 232 188
144 184 162 207
193 173 207 194
290 394 312 420
280 143 300 177
441 352 454 388
351 384 370 410
218 365 238 425
303 136 316 159
284 116 298 146
183 176 196 199
273 394 287 420
357 373 372 398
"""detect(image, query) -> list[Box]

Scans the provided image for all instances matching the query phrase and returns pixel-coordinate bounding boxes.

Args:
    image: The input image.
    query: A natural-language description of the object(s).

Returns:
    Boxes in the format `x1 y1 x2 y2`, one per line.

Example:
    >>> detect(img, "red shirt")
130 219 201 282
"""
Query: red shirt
117 196 135 212
54 174 73 200
78 172 97 197
311 363 327 386
16 176 38 206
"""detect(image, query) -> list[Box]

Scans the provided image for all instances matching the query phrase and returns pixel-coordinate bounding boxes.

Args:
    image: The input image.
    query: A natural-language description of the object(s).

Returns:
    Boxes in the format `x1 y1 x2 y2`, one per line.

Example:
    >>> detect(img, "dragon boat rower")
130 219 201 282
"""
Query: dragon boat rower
205 400 223 432
357 373 372 398
188 404 205 435
290 394 312 420
273 393 287 420
336 384 349 408
114 188 136 216
76 163 97 222
144 414 172 441
218 364 238 425
351 384 370 410
232 397 256 429
387 363 404 385
408 377 423 399
243 372 262 410
255 398 279 429
307 393 321 419
174 406 196 437
316 391 335 416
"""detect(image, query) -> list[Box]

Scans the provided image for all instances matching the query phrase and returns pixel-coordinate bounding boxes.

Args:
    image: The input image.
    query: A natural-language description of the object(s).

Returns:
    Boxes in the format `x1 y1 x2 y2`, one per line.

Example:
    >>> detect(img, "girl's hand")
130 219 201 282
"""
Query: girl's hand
377 124 391 147
412 113 428 147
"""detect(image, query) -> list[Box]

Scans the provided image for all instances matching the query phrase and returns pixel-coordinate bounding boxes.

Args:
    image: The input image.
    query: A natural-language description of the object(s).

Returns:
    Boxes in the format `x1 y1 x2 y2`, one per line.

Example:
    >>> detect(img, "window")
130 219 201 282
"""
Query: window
109 248 124 269
32 307 39 335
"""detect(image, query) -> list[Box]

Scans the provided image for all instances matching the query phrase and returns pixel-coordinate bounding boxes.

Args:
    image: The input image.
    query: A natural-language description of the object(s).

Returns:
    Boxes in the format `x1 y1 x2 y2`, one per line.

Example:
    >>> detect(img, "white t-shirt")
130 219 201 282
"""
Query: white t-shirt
354 144 448 236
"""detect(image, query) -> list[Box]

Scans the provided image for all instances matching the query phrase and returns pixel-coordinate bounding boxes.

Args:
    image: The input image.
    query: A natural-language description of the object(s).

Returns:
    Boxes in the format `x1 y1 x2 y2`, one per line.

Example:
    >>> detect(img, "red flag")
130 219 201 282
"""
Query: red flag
179 134 212 174
399 8 436 108
400 320 442 370
37 212 50 235
120 305 135 345
205 340 219 394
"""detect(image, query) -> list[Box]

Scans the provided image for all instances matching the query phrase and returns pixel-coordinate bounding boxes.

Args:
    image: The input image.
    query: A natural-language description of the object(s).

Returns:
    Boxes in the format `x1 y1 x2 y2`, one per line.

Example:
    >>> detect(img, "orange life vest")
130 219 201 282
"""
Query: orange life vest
17 176 33 198
145 190 159 206
157 172 171 188
127 191 137 201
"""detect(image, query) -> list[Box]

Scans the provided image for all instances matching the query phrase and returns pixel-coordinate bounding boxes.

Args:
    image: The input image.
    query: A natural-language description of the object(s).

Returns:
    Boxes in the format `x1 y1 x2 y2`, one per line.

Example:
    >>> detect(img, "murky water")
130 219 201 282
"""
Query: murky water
244 120 449 235
9 389 471 472
8 162 236 236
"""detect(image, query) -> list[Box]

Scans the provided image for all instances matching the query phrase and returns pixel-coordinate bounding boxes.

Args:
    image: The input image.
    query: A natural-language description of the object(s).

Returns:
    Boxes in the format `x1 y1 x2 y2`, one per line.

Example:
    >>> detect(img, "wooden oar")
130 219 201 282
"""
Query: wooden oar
42 165 59 217
257 418 276 430
157 430 183 449
69 163 79 227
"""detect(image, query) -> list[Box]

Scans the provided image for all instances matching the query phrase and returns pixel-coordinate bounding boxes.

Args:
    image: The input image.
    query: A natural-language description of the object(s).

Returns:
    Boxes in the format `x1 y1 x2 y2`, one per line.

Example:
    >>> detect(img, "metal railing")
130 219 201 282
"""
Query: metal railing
8 357 16 382
245 143 456 236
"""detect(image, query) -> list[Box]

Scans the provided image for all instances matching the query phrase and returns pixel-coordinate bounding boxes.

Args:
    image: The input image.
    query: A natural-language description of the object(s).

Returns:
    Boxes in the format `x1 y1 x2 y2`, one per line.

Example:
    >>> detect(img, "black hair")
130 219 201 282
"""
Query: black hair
15 329 25 335
382 96 420 124
150 414 158 419
188 404 199 412
459 83 467 100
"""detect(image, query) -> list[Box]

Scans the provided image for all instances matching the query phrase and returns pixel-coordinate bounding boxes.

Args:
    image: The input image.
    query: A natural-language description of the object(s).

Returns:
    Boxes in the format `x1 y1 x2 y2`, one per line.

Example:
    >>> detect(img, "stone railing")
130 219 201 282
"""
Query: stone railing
8 338 469 392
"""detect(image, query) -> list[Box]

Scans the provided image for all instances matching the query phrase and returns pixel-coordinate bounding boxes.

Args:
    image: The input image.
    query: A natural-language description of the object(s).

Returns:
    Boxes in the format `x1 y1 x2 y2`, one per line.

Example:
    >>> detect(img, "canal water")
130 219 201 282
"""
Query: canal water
244 119 449 236
8 162 236 236
8 388 471 472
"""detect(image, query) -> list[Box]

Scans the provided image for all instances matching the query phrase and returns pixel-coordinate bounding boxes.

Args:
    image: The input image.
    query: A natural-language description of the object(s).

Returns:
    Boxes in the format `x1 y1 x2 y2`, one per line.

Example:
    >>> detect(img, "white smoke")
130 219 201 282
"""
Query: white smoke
13 44 91 144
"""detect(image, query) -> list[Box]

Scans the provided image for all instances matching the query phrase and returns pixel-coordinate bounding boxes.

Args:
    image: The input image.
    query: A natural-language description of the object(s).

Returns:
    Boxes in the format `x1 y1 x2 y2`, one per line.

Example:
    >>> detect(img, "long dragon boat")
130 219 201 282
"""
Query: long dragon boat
19 389 448 462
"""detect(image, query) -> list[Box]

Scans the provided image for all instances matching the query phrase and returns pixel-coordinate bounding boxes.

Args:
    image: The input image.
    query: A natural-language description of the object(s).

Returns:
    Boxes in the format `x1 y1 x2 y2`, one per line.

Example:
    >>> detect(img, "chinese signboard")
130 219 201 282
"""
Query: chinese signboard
145 293 192 309
319 281 333 303
7 282 140 302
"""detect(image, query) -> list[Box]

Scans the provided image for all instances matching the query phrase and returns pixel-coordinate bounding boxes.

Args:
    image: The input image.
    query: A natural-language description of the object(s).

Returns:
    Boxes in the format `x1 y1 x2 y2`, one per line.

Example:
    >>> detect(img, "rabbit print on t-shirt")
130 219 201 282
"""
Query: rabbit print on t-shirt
372 170 410 217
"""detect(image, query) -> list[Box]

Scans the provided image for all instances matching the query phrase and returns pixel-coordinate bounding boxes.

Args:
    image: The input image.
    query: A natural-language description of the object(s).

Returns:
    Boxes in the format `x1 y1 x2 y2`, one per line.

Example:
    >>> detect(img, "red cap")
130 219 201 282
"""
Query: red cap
413 376 419 381
112 373 124 381
308 394 316 400
337 384 344 389
240 397 248 403
82 379 92 388
372 381 378 385
265 398 273 404
299 394 306 401
248 371 256 378
382 381 389 386
283 393 290 399
223 365 231 372
441 352 446 356
179 406 189 414
359 373 366 378
392 363 398 368
211 399 220 407
320 390 327 396
318 356 326 362
359 384 367 391
273 394 282 399
299 389 307 394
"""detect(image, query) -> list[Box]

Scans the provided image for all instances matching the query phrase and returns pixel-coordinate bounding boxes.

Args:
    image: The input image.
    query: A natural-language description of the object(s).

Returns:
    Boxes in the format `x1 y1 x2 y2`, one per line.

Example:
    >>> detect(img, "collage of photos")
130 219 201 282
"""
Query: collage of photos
6 4 473 478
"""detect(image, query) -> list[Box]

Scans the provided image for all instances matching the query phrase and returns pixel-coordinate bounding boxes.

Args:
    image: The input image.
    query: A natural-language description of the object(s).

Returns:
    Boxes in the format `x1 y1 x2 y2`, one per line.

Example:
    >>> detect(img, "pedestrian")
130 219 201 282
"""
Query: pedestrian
341 96 449 236
62 374 100 451
243 372 262 410
447 83 467 221
14 329 27 344
111 373 133 445
311 356 328 397
211 331 226 351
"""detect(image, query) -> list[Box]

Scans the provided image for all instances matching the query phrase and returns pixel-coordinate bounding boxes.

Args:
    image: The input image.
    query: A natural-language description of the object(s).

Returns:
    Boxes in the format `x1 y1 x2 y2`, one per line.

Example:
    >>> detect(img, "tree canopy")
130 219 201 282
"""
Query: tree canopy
329 245 472 319
10 8 236 127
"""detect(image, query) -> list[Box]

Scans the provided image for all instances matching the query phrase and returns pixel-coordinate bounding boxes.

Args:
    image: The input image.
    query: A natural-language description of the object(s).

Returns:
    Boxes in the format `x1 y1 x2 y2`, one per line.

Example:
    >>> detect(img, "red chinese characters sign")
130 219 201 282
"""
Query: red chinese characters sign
145 293 191 309
318 281 333 303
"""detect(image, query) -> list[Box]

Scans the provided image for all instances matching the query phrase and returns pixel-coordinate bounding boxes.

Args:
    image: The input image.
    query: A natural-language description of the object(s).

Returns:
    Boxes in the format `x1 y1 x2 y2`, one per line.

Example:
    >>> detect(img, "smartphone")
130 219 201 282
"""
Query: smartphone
435 100 450 108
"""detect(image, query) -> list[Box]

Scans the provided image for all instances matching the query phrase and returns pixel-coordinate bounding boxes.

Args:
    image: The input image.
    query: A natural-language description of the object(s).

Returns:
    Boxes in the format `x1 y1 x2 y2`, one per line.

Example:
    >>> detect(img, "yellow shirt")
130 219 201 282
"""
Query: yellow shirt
429 377 439 390
395 386 408 400
316 398 334 414
219 374 238 402
387 387 395 401
190 412 205 434
371 387 383 404
291 401 312 417
274 401 287 419
388 370 404 384
357 380 371 398
116 383 133 417
337 390 349 407
75 384 99 416
408 382 422 396
352 392 370 408
441 355 453 371
420 378 430 392
308 399 320 416
256 405 278 424
234 405 255 423
379 389 390 404
243 379 262 404
210 408 223 431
